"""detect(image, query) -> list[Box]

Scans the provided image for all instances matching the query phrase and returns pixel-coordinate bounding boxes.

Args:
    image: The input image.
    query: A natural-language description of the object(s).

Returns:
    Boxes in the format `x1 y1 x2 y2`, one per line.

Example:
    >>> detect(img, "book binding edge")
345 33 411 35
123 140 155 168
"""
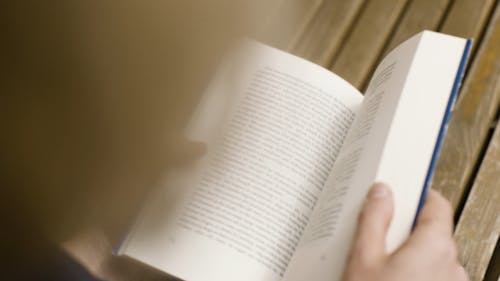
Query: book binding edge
411 38 473 229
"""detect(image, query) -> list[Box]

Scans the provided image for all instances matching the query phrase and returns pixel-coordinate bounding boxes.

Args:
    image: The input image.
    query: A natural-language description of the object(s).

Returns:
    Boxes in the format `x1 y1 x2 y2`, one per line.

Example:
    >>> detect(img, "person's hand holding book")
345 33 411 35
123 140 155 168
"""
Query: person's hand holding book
342 183 468 281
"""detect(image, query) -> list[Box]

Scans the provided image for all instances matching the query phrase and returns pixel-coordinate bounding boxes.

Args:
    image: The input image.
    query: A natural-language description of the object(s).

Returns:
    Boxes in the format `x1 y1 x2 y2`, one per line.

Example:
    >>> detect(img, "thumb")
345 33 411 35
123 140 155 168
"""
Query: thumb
165 133 207 165
351 183 394 264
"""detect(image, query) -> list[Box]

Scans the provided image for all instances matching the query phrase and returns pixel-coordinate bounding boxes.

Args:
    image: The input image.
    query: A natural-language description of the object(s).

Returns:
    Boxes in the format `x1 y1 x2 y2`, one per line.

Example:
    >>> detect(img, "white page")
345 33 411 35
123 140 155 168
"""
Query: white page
119 40 363 281
283 31 467 281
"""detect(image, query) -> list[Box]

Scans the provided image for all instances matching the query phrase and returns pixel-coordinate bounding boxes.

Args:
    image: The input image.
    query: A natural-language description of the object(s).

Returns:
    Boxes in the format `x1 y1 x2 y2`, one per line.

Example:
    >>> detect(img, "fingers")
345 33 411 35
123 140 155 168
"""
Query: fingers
437 263 469 281
396 189 458 268
344 187 467 281
451 264 469 281
414 189 454 237
351 183 394 264
165 133 206 165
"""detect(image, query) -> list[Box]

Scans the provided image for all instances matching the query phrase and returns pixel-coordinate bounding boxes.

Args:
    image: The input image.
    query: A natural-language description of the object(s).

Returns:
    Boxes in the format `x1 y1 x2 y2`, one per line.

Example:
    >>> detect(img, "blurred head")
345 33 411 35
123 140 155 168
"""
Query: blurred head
0 0 258 242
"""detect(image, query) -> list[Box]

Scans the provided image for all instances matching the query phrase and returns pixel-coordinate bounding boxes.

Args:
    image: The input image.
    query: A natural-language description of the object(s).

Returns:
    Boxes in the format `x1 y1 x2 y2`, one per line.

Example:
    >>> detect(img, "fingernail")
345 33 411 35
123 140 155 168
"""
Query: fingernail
368 183 389 199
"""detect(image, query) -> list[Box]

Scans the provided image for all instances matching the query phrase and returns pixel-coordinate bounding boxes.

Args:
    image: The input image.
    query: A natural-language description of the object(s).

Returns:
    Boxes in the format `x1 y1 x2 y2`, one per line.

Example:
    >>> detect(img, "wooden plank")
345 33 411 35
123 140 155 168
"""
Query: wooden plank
383 0 452 56
483 238 500 281
440 0 496 46
290 0 365 66
454 124 500 281
351 0 494 90
430 2 500 211
257 0 324 50
365 0 452 90
328 0 409 88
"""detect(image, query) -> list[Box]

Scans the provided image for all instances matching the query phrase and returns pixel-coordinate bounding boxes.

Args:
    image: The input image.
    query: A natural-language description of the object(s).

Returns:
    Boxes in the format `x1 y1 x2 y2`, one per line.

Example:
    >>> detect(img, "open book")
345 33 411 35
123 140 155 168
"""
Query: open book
117 31 471 281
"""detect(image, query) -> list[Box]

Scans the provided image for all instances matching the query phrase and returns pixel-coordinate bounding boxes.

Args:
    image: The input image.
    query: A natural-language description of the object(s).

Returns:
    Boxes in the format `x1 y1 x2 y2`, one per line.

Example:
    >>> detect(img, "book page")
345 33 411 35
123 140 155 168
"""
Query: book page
283 31 467 281
119 40 363 281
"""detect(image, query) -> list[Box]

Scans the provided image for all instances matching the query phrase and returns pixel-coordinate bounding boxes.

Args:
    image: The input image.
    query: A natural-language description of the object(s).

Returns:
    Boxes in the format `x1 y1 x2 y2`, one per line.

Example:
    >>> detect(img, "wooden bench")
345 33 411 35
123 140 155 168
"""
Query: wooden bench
275 1 500 280
67 1 500 280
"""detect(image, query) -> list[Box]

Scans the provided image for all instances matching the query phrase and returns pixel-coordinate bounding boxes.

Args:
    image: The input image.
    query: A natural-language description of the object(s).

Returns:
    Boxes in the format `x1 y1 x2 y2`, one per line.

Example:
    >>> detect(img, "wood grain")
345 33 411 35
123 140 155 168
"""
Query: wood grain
328 0 409 88
430 1 500 211
367 0 452 91
290 0 365 65
257 0 323 50
382 0 451 57
454 124 500 281
483 239 500 281
440 0 497 52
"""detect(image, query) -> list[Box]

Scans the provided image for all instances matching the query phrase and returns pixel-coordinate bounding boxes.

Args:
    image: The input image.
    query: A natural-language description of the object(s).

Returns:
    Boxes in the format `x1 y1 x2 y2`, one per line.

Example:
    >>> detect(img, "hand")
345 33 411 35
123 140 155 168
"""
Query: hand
342 183 468 281
88 132 206 240
164 132 206 167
